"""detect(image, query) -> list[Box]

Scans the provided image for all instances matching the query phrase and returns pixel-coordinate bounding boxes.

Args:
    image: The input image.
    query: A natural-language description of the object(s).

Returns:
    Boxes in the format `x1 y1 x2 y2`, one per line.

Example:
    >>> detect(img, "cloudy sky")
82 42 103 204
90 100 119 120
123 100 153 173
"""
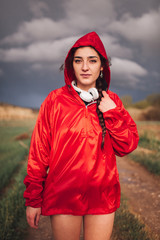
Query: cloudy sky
0 0 160 108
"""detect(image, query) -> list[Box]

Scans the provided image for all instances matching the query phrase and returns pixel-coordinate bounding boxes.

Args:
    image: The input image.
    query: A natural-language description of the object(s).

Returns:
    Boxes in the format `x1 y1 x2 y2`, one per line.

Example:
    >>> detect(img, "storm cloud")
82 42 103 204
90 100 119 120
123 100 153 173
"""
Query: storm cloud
0 0 159 107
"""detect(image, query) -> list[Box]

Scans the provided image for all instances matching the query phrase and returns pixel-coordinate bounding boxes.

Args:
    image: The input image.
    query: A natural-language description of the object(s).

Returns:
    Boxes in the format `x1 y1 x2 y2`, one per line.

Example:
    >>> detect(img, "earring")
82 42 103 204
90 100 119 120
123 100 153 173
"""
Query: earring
100 70 103 78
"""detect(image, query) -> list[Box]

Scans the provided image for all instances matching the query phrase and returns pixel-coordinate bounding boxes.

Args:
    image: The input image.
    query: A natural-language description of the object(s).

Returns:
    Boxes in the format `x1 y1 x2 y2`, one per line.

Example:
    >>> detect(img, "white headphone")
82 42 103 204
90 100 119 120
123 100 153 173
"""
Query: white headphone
71 81 99 102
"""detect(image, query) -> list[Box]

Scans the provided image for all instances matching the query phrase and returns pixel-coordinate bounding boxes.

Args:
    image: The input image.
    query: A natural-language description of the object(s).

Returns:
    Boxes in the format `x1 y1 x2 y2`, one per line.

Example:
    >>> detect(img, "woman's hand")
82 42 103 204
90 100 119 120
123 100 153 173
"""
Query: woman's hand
98 91 116 113
26 206 41 229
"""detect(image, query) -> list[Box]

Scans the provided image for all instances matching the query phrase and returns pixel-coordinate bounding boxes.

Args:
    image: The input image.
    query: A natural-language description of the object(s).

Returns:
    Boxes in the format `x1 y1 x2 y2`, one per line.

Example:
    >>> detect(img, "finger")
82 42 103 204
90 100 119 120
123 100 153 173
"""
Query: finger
27 215 38 229
99 99 106 105
98 104 104 113
102 91 108 98
27 212 39 229
35 212 41 227
98 105 102 111
101 98 106 103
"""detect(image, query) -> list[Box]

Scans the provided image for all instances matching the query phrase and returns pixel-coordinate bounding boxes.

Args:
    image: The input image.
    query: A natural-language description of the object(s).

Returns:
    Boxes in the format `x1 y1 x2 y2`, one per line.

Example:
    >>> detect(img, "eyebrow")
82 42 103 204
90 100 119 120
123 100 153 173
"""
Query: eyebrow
74 56 98 59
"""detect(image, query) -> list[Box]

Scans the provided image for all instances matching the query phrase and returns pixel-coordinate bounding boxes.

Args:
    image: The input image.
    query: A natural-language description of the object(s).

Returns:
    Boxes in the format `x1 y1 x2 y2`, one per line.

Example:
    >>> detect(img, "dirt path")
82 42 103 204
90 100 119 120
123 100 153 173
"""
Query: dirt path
117 156 160 240
25 216 53 240
24 156 160 240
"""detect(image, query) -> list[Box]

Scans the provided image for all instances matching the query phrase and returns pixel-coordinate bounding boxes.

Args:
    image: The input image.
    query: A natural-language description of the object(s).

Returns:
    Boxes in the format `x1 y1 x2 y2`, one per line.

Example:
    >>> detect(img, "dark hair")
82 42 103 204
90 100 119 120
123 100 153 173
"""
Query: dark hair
61 46 111 149
94 49 108 149
96 76 107 149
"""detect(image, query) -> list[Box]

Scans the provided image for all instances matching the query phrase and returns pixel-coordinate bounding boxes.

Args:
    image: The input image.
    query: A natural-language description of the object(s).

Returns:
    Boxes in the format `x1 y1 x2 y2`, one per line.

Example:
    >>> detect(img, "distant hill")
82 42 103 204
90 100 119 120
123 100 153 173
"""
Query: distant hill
127 106 159 121
121 93 160 121
0 103 38 120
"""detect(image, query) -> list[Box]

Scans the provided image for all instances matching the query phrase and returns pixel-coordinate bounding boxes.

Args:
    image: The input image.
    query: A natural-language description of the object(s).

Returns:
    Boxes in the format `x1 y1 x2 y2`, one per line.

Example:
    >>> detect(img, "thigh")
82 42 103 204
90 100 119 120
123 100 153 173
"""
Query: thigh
83 212 115 240
50 214 83 240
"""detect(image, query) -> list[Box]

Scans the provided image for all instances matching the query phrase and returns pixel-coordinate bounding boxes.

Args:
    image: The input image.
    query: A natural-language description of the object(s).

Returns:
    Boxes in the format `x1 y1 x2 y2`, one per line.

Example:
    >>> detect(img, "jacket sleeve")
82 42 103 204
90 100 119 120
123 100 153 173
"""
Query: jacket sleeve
103 92 139 157
23 95 52 207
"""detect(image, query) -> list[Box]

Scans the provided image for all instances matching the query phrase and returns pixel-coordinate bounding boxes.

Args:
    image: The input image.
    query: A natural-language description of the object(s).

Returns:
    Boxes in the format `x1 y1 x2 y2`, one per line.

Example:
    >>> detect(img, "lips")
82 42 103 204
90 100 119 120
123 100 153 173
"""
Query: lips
80 74 91 78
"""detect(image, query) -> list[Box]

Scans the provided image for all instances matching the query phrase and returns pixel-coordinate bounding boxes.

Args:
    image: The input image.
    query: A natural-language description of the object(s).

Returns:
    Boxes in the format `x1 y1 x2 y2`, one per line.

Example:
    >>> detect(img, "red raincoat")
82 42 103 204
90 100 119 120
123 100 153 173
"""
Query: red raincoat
24 32 139 216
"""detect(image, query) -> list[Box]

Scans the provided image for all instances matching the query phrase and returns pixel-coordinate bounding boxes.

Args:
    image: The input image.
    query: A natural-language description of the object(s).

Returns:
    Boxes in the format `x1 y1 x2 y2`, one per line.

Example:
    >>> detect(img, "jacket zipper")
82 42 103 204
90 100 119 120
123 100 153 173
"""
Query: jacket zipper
84 101 97 136
85 101 96 118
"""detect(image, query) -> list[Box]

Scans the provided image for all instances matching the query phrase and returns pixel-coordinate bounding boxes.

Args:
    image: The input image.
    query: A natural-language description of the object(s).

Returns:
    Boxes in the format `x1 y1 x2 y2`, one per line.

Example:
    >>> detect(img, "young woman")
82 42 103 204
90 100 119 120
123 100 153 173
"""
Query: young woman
24 32 139 240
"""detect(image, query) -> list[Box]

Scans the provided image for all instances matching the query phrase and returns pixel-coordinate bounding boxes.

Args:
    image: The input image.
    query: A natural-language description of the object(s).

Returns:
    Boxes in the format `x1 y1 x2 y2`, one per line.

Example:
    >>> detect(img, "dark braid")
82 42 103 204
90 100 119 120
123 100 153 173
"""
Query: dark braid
96 77 107 149
95 51 110 149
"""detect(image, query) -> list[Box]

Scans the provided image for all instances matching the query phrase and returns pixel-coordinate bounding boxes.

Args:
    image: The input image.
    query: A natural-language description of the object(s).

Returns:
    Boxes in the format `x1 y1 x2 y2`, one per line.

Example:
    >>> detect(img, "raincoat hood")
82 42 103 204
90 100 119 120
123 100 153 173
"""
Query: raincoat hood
64 32 111 89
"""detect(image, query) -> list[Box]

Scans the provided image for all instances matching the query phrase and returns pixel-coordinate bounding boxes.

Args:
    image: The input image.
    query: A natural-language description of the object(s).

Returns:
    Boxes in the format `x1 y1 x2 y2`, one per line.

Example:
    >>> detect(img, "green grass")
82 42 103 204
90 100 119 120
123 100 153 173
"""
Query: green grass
112 195 151 240
0 163 28 240
138 132 160 151
130 131 160 175
131 152 160 175
0 120 36 240
0 120 35 190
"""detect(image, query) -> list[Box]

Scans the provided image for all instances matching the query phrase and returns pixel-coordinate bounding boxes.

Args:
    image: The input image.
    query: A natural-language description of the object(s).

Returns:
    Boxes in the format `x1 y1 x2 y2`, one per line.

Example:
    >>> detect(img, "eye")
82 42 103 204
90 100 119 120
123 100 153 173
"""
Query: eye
74 59 82 63
90 59 97 63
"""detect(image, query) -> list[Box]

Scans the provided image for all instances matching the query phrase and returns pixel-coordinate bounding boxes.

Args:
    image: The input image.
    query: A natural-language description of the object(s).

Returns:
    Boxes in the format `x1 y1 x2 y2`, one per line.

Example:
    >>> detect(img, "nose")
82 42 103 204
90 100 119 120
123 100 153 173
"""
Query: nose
82 60 89 71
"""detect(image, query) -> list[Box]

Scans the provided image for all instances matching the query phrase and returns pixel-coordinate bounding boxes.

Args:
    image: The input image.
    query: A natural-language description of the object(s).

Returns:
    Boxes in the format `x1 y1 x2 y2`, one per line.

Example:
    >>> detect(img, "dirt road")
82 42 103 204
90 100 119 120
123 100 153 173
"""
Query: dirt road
117 155 160 240
24 156 160 240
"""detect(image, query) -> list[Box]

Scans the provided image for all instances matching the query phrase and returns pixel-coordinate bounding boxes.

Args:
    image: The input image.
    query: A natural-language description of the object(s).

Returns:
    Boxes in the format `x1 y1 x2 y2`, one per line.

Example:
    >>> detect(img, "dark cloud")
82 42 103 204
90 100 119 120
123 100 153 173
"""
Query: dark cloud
0 0 159 108
108 7 160 57
28 1 50 18
0 0 30 37
113 0 160 18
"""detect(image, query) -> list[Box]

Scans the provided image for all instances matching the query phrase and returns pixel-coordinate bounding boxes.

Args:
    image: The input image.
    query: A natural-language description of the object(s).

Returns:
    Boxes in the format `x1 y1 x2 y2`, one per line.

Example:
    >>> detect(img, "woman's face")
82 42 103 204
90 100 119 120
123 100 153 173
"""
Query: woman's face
73 47 103 91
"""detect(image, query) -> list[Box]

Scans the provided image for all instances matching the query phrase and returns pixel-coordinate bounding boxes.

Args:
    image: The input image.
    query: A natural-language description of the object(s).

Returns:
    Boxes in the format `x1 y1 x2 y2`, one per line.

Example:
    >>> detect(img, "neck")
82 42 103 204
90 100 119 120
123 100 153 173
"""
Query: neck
76 83 96 91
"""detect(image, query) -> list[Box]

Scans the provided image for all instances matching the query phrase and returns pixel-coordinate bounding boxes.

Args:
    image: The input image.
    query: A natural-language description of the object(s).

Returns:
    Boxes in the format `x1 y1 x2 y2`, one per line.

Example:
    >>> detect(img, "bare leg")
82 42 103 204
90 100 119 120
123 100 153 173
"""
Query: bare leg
50 214 83 240
83 212 115 240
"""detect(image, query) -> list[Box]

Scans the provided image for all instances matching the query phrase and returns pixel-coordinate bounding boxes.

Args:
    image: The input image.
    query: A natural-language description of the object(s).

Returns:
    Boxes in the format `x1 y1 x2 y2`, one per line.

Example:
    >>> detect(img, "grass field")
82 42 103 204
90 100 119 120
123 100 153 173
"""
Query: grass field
130 121 160 175
0 119 157 240
0 120 35 240
0 120 35 190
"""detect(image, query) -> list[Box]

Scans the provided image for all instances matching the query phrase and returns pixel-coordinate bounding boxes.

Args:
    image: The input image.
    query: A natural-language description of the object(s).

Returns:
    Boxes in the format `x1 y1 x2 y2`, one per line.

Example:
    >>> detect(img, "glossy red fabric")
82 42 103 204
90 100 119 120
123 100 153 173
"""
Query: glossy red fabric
23 32 139 215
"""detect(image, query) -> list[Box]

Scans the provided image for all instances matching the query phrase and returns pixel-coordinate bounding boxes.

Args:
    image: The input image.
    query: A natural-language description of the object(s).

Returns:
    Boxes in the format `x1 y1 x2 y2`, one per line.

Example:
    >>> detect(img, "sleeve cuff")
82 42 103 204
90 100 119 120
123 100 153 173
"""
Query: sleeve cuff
103 107 125 129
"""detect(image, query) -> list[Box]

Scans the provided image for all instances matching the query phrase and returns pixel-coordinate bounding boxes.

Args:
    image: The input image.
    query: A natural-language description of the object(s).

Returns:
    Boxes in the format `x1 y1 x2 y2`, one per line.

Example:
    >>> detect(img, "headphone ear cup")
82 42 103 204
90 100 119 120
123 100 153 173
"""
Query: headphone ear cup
88 88 99 100
80 92 93 102
71 81 93 102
